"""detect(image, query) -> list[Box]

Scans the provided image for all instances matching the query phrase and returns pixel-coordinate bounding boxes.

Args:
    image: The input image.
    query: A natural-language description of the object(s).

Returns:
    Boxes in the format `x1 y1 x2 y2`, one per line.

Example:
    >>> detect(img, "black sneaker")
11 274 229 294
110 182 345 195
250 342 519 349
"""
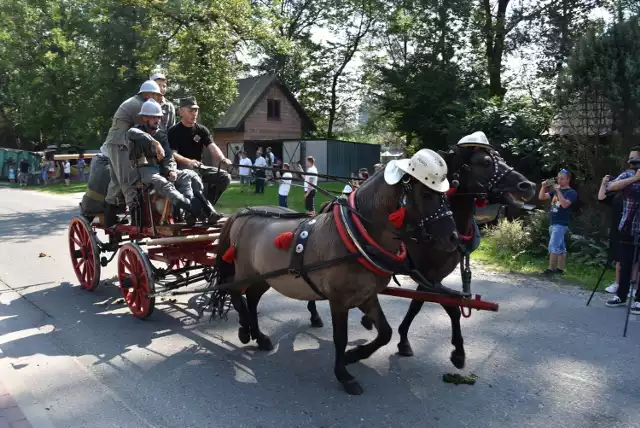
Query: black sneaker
555 268 565 275
542 269 555 276
606 296 627 307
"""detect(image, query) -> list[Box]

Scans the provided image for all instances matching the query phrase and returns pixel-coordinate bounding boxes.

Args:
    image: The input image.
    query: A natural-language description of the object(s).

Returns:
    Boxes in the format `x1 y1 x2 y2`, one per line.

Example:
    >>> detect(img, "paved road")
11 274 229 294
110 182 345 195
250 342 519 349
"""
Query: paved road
1 187 639 428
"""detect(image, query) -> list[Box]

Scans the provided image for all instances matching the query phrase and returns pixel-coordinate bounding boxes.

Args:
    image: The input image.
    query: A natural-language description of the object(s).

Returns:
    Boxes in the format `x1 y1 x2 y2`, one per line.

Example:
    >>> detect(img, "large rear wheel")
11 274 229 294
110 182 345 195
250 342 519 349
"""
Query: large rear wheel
68 216 101 291
118 243 155 319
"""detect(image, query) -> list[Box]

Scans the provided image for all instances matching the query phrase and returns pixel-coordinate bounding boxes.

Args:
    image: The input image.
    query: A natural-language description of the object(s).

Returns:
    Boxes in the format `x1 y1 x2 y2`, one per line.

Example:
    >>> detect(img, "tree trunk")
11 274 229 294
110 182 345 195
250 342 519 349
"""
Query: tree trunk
482 0 510 99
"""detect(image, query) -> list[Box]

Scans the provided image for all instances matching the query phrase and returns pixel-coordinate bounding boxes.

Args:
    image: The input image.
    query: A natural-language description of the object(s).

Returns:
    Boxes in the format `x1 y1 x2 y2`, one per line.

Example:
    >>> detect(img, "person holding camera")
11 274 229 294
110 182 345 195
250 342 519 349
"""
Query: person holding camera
604 147 640 314
538 169 578 276
599 175 624 293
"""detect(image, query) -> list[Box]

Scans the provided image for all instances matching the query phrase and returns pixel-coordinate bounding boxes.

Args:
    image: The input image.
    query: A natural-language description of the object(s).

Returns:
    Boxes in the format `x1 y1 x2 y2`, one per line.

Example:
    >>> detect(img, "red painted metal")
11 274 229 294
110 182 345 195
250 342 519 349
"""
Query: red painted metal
379 287 499 312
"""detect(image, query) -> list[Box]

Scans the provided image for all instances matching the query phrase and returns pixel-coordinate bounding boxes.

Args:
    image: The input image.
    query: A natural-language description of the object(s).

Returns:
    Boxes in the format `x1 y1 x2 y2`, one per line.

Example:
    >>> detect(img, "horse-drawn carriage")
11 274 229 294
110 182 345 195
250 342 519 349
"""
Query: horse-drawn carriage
66 133 536 395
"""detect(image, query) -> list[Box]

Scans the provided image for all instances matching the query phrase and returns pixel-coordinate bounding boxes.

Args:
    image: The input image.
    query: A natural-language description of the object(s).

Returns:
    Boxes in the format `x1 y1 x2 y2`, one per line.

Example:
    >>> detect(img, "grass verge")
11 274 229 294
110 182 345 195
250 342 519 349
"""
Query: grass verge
32 182 88 194
474 236 616 291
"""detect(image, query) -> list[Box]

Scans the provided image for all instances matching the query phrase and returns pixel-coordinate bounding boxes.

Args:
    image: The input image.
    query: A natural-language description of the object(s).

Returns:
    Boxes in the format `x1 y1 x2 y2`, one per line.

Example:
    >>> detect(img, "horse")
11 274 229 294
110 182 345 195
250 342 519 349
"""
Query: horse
306 132 536 369
214 149 460 395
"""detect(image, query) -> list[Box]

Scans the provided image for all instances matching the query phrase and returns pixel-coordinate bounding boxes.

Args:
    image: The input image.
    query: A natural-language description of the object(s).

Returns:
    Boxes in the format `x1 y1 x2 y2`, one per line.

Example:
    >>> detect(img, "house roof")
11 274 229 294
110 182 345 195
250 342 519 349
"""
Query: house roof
213 74 316 132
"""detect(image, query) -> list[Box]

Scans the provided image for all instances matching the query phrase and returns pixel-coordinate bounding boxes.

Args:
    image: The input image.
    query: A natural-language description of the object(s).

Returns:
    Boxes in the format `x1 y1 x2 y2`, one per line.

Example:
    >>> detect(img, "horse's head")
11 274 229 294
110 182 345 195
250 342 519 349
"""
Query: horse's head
381 149 459 253
439 131 536 208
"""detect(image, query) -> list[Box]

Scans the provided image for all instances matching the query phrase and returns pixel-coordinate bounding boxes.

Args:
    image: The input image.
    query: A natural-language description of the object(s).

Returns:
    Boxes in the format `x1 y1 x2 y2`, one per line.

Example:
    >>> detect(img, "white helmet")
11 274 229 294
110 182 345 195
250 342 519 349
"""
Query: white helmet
150 72 167 81
384 148 449 193
457 131 493 149
139 99 164 117
138 80 162 95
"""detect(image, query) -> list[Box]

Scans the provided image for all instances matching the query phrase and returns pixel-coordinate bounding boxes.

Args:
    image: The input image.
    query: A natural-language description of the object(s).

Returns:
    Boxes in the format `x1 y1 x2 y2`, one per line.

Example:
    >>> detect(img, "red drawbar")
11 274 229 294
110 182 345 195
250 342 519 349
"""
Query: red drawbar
332 190 407 276
274 231 294 249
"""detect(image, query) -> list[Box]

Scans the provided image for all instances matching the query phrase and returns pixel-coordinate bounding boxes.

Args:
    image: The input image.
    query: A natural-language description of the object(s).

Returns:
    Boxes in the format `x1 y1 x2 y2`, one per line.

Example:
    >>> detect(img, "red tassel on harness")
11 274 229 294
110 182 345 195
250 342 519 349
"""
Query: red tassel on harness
388 206 406 228
222 246 236 263
475 199 488 208
274 232 294 250
446 188 457 196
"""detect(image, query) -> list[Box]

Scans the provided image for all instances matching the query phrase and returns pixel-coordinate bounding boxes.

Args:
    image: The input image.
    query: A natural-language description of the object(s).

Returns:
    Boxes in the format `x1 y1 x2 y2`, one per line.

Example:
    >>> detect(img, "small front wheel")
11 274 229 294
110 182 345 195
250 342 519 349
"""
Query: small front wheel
68 216 101 291
118 243 155 319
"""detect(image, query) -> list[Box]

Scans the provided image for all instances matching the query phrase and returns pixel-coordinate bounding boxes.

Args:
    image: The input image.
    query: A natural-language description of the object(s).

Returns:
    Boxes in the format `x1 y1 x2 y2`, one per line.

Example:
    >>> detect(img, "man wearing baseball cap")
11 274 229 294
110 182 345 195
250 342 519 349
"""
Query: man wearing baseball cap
168 96 231 217
150 72 176 131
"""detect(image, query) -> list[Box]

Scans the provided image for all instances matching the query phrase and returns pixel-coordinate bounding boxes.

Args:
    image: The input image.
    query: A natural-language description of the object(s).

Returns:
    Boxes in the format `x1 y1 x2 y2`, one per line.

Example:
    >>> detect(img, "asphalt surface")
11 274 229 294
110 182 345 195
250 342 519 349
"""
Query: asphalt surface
1 186 640 428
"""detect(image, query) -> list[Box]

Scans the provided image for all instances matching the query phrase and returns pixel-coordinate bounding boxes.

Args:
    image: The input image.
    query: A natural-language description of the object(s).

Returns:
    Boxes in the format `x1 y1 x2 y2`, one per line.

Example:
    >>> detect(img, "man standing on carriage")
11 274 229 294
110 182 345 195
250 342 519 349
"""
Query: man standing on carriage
127 99 220 225
168 97 232 217
102 80 164 237
150 72 176 132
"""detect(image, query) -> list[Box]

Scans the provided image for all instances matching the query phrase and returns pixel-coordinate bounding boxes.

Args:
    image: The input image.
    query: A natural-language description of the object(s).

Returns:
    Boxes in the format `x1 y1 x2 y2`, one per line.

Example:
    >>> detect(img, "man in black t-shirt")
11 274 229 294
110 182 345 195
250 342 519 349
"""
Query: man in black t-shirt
168 97 232 210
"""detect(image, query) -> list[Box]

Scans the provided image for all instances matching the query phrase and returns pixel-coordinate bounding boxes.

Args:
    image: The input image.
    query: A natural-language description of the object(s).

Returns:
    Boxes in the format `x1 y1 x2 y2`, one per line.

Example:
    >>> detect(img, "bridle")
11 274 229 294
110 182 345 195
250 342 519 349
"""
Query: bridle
449 146 515 198
396 176 454 243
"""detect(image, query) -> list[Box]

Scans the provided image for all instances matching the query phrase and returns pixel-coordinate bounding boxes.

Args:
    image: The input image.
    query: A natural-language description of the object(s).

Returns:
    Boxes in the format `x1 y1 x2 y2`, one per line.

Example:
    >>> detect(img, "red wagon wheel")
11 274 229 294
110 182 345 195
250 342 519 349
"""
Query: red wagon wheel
118 243 155 319
68 216 101 291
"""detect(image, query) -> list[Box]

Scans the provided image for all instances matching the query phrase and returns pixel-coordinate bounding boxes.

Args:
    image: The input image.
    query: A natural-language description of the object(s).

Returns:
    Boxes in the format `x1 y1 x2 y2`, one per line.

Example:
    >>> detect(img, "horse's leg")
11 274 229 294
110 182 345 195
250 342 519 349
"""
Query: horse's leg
306 301 324 328
344 296 392 365
442 304 465 369
329 301 363 395
397 298 426 357
245 282 273 351
230 292 251 344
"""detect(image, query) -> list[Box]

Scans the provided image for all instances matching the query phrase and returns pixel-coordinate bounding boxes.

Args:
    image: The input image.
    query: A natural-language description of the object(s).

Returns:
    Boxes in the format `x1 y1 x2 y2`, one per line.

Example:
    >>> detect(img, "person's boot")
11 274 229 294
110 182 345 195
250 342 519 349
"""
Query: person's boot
175 197 200 227
104 203 121 250
195 191 222 225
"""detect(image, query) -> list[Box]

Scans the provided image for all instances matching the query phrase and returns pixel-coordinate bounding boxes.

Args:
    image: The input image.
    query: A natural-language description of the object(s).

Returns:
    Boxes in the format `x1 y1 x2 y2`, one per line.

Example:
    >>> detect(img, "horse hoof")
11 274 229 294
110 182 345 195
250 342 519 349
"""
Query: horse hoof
257 335 274 351
342 379 364 396
310 316 324 328
397 342 414 357
450 350 466 369
360 316 373 331
238 326 250 344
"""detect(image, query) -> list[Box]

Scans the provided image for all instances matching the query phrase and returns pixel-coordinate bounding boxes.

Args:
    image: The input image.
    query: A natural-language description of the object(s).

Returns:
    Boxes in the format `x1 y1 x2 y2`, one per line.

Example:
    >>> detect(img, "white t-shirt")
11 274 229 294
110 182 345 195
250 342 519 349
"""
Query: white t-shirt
304 165 318 192
279 172 292 196
238 157 252 176
64 161 71 174
254 156 267 168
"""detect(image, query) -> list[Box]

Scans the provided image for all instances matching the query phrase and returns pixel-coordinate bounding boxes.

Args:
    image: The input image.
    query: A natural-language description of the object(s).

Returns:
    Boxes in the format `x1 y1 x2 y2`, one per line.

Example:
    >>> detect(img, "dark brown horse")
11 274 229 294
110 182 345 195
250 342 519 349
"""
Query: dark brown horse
215 149 460 394
307 137 535 369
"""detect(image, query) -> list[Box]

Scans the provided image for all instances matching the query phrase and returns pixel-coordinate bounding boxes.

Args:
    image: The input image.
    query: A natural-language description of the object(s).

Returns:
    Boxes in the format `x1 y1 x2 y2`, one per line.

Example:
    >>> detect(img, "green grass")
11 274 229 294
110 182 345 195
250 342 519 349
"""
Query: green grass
217 181 345 213
474 236 615 290
35 182 89 194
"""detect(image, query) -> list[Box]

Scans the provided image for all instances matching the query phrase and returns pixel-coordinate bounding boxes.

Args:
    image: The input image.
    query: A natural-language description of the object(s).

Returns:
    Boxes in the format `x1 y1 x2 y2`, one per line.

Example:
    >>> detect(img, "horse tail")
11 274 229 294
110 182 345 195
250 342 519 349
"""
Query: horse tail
215 212 238 281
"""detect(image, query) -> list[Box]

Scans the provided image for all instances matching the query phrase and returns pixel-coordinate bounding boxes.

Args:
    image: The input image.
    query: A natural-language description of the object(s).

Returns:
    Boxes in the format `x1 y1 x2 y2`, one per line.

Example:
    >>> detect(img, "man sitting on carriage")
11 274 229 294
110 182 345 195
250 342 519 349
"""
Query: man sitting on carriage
126 99 220 226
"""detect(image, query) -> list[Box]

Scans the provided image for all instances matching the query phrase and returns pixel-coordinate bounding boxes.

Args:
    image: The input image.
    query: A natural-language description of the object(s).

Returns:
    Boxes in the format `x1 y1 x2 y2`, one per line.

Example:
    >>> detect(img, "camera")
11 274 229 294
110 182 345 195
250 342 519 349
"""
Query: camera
629 157 640 170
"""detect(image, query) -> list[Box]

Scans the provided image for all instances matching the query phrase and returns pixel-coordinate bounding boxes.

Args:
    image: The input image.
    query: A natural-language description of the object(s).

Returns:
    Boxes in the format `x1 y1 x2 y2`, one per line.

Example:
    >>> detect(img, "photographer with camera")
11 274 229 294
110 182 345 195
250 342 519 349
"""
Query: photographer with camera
539 169 578 276
605 147 640 314
598 175 624 293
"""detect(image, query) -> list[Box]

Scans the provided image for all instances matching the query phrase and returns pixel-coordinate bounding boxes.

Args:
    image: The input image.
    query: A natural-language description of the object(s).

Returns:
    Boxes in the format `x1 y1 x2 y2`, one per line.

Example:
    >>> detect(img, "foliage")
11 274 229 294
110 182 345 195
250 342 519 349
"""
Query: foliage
484 218 531 257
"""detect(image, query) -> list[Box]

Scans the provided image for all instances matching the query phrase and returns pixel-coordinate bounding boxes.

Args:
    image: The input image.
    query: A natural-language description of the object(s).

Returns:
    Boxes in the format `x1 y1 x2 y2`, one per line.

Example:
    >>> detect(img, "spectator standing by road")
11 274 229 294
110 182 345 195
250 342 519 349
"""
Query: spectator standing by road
238 151 253 193
604 147 640 313
538 169 578 276
304 156 318 215
18 159 29 187
599 175 625 293
278 163 292 207
253 151 267 194
77 155 86 182
63 160 71 186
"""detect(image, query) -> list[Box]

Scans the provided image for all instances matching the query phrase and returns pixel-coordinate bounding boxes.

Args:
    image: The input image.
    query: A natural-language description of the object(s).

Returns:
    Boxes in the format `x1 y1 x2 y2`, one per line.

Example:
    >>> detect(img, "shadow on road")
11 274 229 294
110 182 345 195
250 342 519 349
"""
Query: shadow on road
0 205 79 243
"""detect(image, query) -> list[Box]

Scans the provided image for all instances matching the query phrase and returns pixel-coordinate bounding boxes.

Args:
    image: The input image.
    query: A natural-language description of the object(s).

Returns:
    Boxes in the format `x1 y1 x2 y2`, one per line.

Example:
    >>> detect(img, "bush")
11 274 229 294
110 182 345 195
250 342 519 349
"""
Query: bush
484 208 609 267
485 219 531 257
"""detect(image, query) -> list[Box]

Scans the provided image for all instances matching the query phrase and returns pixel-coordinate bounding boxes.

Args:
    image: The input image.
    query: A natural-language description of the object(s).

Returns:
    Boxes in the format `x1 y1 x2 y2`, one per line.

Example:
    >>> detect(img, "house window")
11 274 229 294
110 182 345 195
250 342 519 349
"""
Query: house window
267 99 281 120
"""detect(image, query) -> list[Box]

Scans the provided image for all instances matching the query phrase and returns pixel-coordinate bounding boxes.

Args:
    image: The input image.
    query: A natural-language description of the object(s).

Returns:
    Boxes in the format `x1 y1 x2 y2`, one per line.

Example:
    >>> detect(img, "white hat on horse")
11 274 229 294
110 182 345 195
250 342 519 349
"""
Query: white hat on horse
384 148 449 193
456 131 493 149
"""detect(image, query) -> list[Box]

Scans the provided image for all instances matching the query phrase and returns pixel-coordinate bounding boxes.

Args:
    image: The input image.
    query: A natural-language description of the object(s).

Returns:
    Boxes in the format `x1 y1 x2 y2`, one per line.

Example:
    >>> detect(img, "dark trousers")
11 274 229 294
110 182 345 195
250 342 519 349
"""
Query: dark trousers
617 233 640 302
278 194 288 207
255 178 265 193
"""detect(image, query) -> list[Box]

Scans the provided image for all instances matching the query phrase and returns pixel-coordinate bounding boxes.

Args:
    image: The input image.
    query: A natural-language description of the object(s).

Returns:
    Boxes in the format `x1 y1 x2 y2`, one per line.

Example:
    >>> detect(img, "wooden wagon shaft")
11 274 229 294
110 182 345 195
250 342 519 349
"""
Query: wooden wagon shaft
143 233 220 246
379 287 499 312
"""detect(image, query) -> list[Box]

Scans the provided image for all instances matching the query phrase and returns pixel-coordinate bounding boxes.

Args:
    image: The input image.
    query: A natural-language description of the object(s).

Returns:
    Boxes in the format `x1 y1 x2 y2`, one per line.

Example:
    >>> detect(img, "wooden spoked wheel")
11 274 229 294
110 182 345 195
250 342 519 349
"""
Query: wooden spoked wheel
68 216 101 291
118 243 155 319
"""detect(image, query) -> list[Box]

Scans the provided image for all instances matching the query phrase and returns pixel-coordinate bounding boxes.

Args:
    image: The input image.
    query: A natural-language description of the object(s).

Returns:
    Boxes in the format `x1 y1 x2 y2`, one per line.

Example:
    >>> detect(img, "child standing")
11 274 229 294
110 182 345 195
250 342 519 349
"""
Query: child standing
8 166 15 183
278 163 292 207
